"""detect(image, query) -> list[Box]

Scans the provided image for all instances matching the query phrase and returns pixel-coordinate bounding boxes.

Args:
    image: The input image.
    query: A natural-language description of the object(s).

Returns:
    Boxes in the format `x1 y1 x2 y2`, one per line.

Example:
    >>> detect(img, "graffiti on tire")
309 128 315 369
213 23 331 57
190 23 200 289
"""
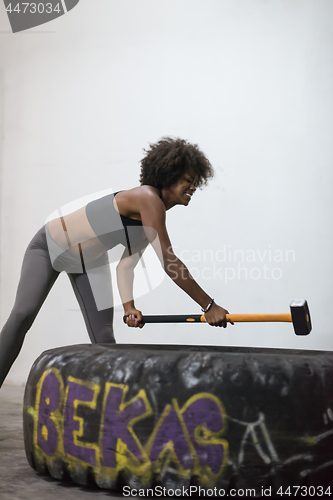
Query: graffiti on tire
28 368 229 486
27 367 333 486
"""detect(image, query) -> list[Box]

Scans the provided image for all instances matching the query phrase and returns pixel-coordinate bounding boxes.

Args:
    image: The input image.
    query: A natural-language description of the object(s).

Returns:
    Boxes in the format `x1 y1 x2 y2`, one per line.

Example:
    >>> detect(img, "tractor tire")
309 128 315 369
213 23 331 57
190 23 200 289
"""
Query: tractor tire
23 344 333 494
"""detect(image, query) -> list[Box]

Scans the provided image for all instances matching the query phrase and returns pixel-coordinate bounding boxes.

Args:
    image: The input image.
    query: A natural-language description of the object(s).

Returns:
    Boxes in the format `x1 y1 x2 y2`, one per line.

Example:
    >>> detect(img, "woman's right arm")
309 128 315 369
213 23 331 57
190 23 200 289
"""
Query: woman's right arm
137 189 231 327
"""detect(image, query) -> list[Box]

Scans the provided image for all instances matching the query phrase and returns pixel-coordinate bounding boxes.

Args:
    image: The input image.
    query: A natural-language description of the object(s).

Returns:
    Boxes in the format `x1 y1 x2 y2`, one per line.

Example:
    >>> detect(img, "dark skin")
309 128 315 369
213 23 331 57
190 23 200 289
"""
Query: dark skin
115 171 234 329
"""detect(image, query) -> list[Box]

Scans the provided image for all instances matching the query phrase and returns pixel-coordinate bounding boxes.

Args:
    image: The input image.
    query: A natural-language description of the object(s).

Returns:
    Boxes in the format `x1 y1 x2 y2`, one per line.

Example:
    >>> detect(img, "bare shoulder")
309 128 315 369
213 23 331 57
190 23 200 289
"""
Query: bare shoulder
131 185 160 198
115 185 164 220
129 185 164 208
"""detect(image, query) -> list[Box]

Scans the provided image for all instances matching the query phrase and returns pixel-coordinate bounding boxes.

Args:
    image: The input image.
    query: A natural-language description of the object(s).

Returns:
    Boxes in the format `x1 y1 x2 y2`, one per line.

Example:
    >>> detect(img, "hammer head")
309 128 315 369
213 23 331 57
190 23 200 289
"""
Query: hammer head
290 299 312 335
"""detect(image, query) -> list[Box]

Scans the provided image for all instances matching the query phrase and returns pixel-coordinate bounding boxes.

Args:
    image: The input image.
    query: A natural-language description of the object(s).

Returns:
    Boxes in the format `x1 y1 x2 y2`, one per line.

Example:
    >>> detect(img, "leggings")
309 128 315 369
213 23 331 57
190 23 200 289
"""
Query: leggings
0 225 115 388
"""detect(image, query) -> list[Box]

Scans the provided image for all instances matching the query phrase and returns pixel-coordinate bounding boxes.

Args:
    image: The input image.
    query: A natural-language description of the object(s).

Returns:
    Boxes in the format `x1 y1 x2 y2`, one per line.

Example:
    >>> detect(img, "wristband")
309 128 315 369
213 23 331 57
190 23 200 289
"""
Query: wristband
201 299 214 313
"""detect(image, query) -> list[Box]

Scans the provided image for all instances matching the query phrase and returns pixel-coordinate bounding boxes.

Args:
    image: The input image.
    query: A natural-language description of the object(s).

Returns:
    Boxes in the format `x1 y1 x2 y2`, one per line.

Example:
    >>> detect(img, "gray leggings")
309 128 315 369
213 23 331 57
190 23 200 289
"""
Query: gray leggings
0 225 115 388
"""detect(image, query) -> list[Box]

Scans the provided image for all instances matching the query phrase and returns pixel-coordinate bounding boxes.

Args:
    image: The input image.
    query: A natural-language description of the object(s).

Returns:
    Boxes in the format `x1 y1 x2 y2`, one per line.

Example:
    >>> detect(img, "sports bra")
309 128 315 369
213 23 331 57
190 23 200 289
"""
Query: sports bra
85 191 148 255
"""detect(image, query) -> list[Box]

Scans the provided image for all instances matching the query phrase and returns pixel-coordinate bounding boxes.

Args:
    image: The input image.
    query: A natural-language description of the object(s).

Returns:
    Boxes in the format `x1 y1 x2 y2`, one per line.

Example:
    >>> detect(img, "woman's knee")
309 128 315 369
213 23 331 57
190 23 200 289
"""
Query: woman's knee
10 307 37 334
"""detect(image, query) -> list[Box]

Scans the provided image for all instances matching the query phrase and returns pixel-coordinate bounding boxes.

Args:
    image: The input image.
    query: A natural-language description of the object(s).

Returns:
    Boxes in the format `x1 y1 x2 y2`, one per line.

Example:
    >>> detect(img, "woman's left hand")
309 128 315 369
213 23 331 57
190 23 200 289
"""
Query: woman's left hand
204 302 234 328
125 307 145 328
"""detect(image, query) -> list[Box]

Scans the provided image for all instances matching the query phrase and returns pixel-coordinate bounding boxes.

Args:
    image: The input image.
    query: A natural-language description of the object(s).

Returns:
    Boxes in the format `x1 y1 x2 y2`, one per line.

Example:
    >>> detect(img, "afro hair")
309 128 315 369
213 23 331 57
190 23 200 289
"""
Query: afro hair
139 137 214 190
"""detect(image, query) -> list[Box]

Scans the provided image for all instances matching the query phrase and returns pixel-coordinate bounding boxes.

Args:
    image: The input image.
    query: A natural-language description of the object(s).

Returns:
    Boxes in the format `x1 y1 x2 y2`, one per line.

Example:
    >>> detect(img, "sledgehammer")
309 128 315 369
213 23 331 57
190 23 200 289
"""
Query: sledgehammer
123 300 312 335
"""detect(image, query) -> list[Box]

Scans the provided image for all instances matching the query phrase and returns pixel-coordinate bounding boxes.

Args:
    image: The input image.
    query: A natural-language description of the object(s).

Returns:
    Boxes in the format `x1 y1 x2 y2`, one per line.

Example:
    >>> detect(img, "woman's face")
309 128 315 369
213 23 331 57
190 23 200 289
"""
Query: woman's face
167 171 198 206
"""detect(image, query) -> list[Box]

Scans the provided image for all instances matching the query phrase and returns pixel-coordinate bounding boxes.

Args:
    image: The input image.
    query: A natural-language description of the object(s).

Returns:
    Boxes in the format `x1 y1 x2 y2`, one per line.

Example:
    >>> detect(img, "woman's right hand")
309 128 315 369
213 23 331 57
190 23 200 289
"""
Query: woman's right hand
125 307 145 328
204 302 234 328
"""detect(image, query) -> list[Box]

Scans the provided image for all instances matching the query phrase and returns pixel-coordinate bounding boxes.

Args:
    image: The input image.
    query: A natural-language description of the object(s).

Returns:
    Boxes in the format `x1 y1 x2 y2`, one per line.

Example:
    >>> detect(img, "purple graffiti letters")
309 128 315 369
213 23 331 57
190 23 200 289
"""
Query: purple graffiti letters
101 384 150 468
37 371 61 456
182 397 226 474
63 378 98 466
148 396 227 474
34 371 227 478
149 406 192 469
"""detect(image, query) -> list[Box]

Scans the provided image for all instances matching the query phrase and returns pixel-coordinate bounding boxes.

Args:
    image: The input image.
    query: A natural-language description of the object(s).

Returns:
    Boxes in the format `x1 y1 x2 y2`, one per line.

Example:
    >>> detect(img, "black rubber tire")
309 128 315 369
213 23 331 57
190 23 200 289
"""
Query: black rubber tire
23 344 333 494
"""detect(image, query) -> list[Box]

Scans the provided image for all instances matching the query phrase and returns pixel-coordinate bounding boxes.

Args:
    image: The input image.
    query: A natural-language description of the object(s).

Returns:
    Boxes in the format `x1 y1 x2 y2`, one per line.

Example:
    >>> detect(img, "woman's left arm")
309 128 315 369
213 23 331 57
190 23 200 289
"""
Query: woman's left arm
116 247 147 328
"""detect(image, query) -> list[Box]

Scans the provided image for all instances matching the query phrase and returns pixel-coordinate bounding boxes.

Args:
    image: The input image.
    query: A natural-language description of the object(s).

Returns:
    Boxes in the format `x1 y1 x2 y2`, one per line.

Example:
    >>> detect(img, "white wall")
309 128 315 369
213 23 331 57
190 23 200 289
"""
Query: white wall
0 0 332 385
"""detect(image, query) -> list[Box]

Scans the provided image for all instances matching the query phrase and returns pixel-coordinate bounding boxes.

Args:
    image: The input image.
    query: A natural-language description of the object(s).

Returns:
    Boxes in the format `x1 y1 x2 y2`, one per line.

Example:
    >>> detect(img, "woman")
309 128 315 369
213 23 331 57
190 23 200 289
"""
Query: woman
0 137 231 388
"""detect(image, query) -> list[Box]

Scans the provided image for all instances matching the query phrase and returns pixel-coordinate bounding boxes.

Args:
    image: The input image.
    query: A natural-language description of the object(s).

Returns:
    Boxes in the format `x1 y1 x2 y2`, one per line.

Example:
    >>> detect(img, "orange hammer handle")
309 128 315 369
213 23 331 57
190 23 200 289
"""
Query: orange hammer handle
225 313 292 323
199 313 292 322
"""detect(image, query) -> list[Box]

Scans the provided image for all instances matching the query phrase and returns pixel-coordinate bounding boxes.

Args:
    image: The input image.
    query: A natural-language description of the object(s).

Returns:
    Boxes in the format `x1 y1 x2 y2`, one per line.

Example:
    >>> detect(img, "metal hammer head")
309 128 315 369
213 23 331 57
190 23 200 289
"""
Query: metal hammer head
290 300 312 335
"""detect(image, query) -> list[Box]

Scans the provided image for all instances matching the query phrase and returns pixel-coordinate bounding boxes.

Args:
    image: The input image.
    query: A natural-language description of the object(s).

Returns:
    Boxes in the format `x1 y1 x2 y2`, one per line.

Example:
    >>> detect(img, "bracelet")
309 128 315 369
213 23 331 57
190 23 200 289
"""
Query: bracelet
201 299 214 313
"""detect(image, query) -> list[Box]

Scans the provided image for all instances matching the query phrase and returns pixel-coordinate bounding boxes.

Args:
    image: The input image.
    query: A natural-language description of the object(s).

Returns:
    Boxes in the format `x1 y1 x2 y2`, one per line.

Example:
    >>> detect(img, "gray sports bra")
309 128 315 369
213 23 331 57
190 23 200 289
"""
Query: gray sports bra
85 192 148 255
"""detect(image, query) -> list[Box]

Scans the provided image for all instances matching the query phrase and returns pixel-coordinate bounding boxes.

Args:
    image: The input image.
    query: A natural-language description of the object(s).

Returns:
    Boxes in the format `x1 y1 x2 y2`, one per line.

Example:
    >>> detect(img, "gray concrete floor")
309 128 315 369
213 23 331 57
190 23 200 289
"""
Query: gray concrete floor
0 384 129 500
